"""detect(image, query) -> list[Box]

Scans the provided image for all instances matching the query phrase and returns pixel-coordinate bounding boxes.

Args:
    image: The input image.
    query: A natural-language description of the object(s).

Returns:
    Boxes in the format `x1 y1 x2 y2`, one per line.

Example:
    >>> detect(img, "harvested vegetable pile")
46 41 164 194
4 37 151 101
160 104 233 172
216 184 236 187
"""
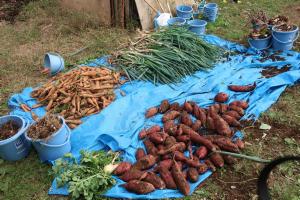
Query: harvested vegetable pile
27 114 61 140
0 120 20 140
114 93 248 195
114 27 223 85
269 15 289 26
53 150 119 200
31 67 122 129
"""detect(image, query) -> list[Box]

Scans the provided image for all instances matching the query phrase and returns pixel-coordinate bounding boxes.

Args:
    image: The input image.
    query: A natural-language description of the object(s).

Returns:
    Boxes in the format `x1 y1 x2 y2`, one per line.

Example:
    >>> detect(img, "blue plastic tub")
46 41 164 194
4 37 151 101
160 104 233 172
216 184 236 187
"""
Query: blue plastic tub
44 52 64 76
0 115 31 161
187 19 207 35
272 25 299 51
32 126 71 162
167 17 186 26
25 116 69 145
176 5 193 19
203 3 218 22
248 36 272 50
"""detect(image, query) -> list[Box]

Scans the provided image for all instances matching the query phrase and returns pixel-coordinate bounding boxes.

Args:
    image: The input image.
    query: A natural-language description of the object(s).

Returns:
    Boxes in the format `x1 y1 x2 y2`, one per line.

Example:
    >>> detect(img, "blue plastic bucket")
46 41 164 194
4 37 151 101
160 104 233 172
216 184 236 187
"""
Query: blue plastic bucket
32 126 71 162
176 5 193 19
187 19 207 35
25 116 69 145
0 115 31 161
167 17 186 26
193 11 200 19
272 25 299 51
248 36 272 50
44 52 65 76
203 3 218 22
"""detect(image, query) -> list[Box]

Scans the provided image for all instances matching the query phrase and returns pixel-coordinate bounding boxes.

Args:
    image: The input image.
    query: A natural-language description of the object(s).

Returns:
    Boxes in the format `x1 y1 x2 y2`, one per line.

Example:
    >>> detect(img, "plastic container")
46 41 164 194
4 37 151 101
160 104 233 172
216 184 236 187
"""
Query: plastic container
203 3 218 22
176 5 193 20
44 52 65 76
248 36 272 50
187 19 207 35
32 126 71 162
167 17 186 26
25 116 69 145
272 25 299 51
0 115 31 161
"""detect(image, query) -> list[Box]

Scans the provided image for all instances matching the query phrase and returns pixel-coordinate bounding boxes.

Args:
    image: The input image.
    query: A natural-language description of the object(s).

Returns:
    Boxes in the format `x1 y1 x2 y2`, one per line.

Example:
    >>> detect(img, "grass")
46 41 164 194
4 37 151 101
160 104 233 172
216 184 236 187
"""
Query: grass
0 0 299 199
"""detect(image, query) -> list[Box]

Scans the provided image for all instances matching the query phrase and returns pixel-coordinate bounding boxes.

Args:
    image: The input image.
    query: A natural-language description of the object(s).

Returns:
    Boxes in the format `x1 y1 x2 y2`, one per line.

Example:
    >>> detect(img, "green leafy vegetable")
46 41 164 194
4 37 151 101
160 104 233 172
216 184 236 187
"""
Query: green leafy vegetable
52 150 119 200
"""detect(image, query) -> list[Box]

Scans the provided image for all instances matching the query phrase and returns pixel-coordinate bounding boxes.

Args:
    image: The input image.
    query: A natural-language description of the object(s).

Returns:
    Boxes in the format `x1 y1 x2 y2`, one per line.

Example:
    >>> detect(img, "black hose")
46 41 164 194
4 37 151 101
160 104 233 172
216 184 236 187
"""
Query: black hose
257 156 300 200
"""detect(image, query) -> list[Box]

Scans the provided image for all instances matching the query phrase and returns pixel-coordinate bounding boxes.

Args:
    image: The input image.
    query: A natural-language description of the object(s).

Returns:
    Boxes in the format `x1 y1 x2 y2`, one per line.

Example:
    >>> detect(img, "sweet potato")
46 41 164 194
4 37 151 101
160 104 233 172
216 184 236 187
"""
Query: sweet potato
162 111 180 123
183 101 193 113
181 124 215 151
175 126 183 136
165 136 177 148
214 92 228 103
229 100 249 109
157 159 173 170
213 137 239 153
162 154 172 160
143 139 158 155
113 162 132 175
229 105 244 116
143 172 166 189
174 151 188 162
180 111 193 127
210 153 224 168
159 100 170 113
195 106 207 126
209 104 221 116
133 154 157 170
235 138 245 149
123 180 155 194
197 163 208 174
219 104 229 114
138 129 147 139
146 125 161 135
195 146 208 159
182 170 187 180
222 114 242 127
215 116 232 137
145 107 158 118
191 120 202 132
172 161 190 196
187 168 199 183
205 159 216 172
157 144 164 151
176 135 190 143
228 82 256 92
158 142 186 155
159 167 177 189
149 132 164 144
169 102 182 111
120 168 148 182
224 110 242 120
135 148 146 161
206 116 216 130
163 120 176 134
223 155 237 165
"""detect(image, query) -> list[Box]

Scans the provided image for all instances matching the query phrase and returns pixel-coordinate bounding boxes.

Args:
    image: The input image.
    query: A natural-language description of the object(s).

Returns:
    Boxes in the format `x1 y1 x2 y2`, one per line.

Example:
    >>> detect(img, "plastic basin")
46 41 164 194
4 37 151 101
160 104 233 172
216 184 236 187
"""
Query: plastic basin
248 36 272 50
167 17 186 26
187 19 207 35
0 115 31 161
272 25 299 51
176 5 193 19
44 52 65 76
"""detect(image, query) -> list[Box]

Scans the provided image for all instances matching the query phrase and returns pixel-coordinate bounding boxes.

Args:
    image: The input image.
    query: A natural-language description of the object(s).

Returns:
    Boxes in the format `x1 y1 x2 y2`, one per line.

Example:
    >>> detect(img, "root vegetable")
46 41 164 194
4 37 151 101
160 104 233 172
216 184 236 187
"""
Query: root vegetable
159 168 177 189
158 142 186 155
120 169 148 182
113 162 132 175
172 161 190 196
157 144 164 151
222 115 242 127
146 125 161 135
165 136 177 148
205 159 216 172
206 116 216 130
138 129 147 139
162 111 181 123
122 180 155 194
197 163 208 174
157 159 173 170
214 92 228 103
135 148 146 161
224 110 242 120
180 111 193 127
215 116 232 137
169 102 182 111
145 107 158 118
149 132 164 144
213 137 240 153
228 82 256 92
143 139 158 155
175 126 183 136
191 120 202 132
183 101 193 113
163 120 176 134
187 168 199 183
219 104 228 114
159 100 170 113
143 172 166 189
210 153 224 168
133 155 157 170
229 100 249 109
176 135 190 143
194 106 207 126
195 146 208 159
229 105 245 116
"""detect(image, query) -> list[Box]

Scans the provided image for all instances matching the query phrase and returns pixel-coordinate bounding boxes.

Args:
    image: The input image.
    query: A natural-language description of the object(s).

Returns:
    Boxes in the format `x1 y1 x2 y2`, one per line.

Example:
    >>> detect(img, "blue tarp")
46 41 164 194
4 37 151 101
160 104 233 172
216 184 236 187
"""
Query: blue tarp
8 35 300 199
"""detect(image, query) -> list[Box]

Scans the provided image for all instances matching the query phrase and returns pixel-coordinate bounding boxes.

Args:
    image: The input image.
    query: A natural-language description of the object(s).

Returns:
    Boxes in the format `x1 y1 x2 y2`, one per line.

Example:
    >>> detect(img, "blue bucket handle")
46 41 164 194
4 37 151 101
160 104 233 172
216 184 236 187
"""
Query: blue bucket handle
248 38 272 51
272 30 299 44
20 118 31 133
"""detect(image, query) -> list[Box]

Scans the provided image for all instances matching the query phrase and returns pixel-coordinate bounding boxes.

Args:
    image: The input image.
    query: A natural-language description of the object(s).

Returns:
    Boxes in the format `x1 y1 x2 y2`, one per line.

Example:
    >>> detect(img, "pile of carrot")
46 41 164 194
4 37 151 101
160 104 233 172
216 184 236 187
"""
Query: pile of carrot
113 92 247 195
30 66 122 129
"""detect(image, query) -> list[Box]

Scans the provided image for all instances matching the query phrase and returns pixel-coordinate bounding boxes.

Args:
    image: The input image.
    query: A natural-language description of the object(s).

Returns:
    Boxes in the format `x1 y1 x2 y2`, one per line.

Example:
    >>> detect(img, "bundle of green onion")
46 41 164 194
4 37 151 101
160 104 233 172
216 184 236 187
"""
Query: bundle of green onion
114 27 223 85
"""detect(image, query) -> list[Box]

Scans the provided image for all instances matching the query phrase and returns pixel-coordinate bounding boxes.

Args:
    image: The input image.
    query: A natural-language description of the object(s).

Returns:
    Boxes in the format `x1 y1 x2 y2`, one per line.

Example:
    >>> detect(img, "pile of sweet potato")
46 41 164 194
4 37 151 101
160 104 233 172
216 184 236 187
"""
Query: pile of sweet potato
114 93 247 196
